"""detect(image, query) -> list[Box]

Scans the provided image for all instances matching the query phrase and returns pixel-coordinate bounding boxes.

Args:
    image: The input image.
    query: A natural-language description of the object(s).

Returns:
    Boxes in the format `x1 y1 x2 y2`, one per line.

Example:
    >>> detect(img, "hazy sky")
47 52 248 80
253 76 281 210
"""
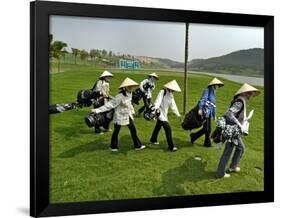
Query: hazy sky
50 15 264 62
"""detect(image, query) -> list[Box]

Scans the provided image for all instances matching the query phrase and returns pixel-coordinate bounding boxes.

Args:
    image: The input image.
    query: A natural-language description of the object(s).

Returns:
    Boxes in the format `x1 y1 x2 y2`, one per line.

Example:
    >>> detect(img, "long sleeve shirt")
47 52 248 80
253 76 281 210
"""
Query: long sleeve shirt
198 87 216 118
95 92 134 125
154 89 180 122
225 96 246 127
94 79 110 97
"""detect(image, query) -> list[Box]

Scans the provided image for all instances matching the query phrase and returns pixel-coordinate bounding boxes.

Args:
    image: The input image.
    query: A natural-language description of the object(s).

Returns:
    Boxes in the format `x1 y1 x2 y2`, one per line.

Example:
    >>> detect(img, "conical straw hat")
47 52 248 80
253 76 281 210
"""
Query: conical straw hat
119 77 139 89
100 70 113 78
164 80 181 92
148 72 159 79
234 83 260 97
208 78 224 87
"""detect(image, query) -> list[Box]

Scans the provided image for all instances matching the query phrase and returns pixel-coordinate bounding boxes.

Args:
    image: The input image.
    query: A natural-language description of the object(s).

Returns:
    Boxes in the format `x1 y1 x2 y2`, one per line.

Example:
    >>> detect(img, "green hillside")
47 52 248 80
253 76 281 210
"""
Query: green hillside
189 48 264 76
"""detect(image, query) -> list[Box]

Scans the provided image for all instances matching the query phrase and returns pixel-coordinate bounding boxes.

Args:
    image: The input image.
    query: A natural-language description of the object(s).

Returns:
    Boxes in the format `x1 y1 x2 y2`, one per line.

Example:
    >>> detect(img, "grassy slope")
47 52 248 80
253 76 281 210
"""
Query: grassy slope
50 64 264 203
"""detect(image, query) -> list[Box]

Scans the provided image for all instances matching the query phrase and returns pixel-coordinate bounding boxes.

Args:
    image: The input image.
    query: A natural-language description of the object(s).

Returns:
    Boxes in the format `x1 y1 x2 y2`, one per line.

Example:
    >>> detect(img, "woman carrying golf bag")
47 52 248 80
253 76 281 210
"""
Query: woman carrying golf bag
150 80 181 152
92 78 146 152
92 70 113 134
137 73 159 116
190 78 224 147
216 83 260 178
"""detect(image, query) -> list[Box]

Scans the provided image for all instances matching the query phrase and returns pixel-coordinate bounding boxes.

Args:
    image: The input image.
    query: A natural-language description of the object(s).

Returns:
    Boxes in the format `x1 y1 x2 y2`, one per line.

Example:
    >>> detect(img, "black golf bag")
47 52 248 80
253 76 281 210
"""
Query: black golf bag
132 88 144 105
143 104 161 121
76 89 99 108
49 103 76 114
181 105 204 130
85 110 114 128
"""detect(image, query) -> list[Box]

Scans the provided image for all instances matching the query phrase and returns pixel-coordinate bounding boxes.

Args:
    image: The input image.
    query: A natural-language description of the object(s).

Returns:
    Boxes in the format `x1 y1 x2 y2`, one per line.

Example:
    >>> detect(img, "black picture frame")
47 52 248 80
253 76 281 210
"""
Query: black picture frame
30 1 274 217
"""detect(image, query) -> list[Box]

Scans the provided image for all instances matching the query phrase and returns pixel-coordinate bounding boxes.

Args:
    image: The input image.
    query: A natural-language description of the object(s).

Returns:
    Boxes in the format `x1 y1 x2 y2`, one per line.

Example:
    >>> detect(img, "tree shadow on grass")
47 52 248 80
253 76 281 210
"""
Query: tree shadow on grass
153 157 215 196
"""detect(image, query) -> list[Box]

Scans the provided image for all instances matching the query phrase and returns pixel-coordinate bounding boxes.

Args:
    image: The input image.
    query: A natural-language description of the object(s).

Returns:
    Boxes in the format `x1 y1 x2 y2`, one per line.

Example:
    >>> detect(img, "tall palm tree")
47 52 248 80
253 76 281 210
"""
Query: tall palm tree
79 50 89 65
52 41 68 73
62 49 68 63
71 48 80 64
49 34 54 59
89 49 95 62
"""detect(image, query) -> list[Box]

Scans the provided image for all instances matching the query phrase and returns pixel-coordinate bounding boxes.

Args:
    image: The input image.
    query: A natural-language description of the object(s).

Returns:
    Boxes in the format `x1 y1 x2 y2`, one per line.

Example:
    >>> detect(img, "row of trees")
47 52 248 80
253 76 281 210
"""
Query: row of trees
49 34 68 73
49 34 138 72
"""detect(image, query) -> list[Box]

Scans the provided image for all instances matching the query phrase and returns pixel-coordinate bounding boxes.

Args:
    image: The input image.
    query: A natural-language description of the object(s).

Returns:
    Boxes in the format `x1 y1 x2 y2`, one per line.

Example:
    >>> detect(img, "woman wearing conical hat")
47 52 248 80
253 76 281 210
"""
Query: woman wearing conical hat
92 70 114 134
216 83 260 178
137 72 159 116
150 80 181 151
190 78 224 147
92 77 146 151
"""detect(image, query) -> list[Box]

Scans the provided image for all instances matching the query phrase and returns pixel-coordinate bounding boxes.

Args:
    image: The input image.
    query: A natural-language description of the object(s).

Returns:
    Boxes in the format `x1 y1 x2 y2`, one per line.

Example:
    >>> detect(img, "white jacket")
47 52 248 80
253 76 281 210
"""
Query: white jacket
94 79 110 96
154 89 180 122
95 92 134 125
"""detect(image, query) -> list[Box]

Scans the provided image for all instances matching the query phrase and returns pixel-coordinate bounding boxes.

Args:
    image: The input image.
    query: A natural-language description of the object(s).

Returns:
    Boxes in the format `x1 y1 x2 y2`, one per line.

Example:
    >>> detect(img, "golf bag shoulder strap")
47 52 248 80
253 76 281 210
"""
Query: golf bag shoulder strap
91 80 98 91
92 79 103 91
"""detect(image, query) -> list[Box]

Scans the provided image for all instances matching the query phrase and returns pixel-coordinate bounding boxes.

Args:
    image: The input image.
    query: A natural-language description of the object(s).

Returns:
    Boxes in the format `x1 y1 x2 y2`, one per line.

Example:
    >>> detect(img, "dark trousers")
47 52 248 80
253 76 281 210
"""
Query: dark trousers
216 138 245 177
191 117 211 146
150 119 174 150
110 118 142 149
138 95 151 115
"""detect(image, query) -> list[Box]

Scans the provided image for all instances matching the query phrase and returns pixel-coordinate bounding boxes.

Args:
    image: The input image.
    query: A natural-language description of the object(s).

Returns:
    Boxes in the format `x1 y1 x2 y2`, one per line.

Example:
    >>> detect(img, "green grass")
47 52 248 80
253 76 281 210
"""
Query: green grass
50 64 264 203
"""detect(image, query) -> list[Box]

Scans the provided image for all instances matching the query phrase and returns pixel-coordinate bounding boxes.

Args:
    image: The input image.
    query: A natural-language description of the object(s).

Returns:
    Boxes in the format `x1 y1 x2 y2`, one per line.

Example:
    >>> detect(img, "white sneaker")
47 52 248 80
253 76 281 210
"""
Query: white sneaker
110 148 118 152
229 167 240 173
171 147 178 152
135 145 146 150
150 141 159 145
223 173 231 178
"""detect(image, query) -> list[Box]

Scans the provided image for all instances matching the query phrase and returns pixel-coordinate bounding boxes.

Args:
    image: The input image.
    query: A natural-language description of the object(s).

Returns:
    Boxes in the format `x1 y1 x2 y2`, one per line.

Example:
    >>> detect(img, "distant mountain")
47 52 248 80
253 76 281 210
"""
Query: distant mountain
189 48 264 76
136 56 184 69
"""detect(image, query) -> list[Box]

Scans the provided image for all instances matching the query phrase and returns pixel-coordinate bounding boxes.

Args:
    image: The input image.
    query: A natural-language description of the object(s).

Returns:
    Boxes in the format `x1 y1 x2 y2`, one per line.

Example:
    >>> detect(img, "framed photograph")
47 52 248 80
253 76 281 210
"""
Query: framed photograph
30 1 274 217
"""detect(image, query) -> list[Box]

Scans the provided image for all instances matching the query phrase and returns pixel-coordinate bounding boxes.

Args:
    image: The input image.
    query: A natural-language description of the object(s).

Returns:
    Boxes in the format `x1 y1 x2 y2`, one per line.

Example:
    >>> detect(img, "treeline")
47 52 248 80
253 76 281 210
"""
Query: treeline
49 34 138 72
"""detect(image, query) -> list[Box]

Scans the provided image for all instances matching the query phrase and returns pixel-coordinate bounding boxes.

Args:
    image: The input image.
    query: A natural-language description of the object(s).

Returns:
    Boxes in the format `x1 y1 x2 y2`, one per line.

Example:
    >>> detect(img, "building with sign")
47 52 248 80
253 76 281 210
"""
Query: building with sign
119 59 140 69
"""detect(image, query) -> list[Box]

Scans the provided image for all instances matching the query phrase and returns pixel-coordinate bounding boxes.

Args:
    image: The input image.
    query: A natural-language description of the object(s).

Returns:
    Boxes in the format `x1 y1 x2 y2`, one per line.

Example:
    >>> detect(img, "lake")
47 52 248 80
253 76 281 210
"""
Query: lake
189 71 264 87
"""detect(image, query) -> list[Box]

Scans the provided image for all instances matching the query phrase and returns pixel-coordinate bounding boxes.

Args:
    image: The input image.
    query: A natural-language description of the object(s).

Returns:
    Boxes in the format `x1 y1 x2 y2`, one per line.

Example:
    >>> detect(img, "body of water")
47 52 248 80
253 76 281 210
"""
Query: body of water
190 71 264 87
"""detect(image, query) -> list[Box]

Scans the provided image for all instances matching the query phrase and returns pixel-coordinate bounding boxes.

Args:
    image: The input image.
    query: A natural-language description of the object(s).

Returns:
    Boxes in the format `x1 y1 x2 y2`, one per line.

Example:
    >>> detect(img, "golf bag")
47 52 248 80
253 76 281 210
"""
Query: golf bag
181 105 204 130
76 89 99 108
132 88 144 105
85 110 114 128
132 83 154 105
211 116 240 143
143 104 161 121
49 103 76 114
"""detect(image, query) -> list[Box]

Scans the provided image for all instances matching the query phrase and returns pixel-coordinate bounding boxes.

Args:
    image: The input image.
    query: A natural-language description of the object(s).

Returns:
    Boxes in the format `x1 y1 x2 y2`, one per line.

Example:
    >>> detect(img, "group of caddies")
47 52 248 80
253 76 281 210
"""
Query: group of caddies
91 70 260 178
